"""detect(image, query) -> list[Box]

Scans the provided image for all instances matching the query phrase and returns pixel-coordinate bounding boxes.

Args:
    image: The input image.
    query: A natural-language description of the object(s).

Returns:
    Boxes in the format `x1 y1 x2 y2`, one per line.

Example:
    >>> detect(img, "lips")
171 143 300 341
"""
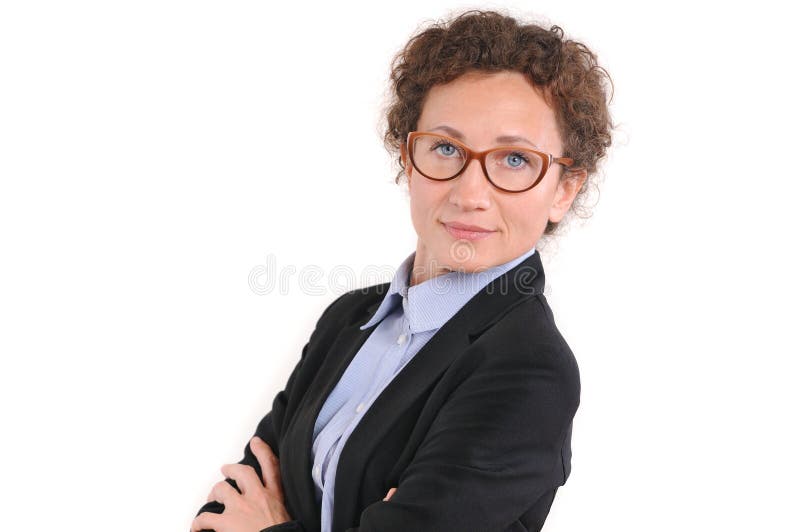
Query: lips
441 221 496 241
444 221 492 232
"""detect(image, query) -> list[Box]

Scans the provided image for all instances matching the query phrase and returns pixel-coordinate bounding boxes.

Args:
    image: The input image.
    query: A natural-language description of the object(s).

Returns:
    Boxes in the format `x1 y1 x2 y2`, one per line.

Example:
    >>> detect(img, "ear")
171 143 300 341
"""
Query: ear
549 168 588 224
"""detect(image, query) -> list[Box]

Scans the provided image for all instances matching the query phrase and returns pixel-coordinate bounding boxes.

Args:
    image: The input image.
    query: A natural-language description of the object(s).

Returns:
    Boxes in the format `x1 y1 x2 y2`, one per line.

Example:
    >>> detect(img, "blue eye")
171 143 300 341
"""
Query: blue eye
506 152 528 168
432 141 460 157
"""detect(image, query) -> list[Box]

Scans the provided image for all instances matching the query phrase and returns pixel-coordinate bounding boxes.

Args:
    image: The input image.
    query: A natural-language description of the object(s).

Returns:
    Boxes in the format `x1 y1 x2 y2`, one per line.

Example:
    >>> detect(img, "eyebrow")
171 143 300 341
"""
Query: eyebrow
428 125 541 149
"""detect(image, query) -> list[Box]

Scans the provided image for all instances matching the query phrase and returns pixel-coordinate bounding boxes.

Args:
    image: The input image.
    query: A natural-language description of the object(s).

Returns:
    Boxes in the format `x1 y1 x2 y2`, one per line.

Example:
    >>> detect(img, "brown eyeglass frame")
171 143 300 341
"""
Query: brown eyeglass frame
403 131 575 193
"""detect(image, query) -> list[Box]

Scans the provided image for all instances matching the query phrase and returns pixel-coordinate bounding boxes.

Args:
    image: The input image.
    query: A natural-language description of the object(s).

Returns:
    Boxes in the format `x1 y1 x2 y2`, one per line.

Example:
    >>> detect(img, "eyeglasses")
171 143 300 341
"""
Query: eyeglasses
405 131 575 193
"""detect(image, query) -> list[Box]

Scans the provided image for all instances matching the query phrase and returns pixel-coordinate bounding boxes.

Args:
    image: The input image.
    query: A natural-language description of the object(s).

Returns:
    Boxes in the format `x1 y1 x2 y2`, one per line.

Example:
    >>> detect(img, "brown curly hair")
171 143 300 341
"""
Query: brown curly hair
382 9 614 235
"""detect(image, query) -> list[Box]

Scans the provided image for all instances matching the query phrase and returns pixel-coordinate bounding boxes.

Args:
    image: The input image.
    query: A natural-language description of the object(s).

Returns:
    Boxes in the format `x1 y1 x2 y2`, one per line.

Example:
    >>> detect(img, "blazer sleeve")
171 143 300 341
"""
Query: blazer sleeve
194 292 348 532
346 340 580 532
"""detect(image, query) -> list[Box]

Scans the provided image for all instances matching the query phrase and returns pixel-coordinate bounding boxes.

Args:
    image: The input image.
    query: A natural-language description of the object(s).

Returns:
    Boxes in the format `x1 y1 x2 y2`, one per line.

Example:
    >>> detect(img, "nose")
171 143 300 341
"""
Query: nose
448 158 491 211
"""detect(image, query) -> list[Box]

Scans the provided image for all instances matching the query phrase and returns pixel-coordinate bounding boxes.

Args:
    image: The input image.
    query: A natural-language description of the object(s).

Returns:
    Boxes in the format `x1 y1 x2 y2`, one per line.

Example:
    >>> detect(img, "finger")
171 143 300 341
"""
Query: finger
220 463 261 496
206 478 235 502
383 487 397 501
208 479 238 505
250 436 283 497
191 511 221 532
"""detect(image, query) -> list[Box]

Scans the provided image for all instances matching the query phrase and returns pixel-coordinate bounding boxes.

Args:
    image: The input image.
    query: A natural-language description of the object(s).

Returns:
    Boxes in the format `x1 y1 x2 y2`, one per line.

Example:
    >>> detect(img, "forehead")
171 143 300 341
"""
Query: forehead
417 70 561 151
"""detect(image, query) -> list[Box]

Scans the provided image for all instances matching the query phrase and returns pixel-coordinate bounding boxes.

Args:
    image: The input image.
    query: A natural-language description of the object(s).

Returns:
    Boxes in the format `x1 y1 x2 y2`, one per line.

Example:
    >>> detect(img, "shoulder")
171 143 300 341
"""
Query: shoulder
466 293 581 404
488 293 576 360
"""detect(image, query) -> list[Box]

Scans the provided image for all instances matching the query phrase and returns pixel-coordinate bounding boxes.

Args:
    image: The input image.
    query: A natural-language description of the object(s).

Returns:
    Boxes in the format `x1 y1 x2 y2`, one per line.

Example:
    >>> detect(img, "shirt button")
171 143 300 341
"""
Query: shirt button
396 333 407 345
313 465 321 477
356 402 365 413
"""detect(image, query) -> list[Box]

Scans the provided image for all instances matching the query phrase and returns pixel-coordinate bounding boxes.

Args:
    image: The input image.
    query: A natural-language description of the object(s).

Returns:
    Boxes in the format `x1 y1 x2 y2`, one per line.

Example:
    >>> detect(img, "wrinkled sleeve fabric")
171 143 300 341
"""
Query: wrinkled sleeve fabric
259 521 306 532
346 341 580 532
194 293 347 532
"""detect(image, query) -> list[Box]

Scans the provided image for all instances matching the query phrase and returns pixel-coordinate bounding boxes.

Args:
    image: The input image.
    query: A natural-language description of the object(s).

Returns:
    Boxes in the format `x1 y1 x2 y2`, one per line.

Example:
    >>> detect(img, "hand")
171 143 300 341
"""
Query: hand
383 487 397 501
191 436 293 532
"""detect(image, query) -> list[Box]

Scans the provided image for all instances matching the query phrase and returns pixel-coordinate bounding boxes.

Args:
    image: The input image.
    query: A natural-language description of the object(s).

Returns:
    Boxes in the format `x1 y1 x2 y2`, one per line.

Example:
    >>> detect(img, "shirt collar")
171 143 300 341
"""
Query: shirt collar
359 252 415 331
360 244 538 333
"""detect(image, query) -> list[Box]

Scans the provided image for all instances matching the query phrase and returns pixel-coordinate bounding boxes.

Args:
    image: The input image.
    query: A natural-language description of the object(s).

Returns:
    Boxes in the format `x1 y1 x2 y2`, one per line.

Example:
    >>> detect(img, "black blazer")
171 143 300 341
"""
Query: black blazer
196 250 580 532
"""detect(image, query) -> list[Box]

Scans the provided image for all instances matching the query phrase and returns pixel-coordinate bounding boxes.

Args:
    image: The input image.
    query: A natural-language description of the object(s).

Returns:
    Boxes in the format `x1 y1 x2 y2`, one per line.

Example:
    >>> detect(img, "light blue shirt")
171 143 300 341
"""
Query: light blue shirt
311 244 539 532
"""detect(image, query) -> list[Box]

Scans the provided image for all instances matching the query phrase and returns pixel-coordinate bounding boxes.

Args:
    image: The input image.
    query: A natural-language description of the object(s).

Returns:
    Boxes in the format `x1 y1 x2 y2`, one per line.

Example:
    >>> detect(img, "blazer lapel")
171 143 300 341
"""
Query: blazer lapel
331 251 546 531
282 315 378 532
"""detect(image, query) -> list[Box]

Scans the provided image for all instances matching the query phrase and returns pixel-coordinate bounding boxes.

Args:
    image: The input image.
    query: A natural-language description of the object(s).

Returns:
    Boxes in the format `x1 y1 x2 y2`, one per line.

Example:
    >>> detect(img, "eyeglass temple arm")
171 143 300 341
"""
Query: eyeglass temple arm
553 156 575 168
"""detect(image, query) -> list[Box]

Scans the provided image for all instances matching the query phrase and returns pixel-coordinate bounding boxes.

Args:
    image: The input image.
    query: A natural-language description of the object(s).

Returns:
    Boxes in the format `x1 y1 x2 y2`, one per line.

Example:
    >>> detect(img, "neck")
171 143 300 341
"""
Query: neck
408 239 539 288
409 240 466 287
409 259 451 287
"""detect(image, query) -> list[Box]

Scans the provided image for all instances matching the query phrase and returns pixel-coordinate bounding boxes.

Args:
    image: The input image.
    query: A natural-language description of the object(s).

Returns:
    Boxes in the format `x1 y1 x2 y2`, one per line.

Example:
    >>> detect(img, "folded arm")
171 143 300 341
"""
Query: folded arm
254 342 579 532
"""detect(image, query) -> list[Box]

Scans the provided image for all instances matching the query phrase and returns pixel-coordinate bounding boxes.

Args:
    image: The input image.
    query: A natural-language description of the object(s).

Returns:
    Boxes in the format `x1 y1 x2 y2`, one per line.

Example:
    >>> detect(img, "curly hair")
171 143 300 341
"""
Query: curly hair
382 9 614 235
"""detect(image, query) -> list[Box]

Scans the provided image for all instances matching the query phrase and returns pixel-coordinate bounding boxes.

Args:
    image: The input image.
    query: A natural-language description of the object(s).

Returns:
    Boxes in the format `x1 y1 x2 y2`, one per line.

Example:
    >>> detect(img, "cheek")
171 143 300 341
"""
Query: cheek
409 199 425 237
409 179 444 228
501 193 549 232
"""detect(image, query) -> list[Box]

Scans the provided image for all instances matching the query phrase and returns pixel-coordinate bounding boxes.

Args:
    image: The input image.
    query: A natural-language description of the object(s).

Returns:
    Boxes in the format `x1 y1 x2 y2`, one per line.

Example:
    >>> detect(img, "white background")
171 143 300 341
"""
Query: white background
1 1 798 530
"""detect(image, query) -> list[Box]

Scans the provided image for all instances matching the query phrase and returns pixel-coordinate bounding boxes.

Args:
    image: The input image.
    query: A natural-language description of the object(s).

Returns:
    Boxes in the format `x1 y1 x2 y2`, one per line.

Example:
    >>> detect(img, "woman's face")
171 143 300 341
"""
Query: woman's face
401 70 587 285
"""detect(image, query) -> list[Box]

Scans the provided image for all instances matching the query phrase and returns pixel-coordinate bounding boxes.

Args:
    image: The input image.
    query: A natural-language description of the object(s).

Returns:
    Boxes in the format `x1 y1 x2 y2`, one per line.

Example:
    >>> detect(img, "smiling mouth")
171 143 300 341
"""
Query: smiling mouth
441 221 496 241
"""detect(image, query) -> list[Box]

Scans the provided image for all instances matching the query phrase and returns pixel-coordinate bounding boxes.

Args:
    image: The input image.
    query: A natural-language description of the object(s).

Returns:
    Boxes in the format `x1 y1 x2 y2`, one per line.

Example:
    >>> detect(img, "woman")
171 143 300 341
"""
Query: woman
192 9 613 532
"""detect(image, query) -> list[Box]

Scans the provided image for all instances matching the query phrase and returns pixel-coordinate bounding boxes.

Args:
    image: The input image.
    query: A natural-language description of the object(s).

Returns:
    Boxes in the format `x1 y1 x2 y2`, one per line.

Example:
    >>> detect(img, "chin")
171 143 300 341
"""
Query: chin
437 243 500 274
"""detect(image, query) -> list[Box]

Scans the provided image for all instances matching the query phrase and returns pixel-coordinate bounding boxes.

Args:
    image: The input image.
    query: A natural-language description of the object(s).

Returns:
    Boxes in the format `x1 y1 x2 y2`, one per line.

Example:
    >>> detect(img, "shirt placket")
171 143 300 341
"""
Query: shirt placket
365 308 411 406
